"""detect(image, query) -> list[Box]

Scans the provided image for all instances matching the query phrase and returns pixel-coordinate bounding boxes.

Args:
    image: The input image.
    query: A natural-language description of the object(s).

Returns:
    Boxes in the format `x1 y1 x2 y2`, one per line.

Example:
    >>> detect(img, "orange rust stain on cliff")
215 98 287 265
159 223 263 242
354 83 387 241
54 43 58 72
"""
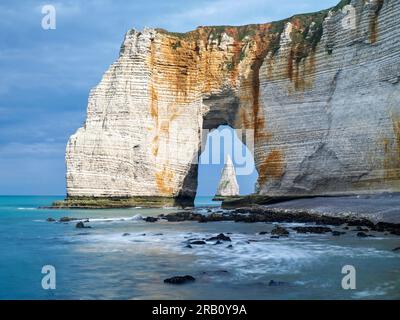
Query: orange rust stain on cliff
151 135 159 156
150 86 158 120
229 40 242 85
258 149 284 185
266 56 274 80
168 104 180 122
369 0 384 44
250 28 272 144
287 49 294 81
155 167 174 194
287 46 316 91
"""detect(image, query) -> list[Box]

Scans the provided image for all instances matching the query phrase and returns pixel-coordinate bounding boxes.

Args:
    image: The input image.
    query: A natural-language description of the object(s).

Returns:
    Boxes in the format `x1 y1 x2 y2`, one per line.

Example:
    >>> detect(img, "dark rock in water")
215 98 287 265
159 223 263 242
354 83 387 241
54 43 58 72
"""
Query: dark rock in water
373 222 400 236
268 280 288 287
165 211 203 222
59 217 77 222
270 235 280 239
354 226 369 232
259 231 269 235
332 231 346 236
164 275 195 284
392 247 400 252
226 244 233 249
185 244 193 249
214 240 223 245
46 217 55 222
347 219 375 228
271 226 289 236
357 232 374 238
144 216 158 222
75 221 91 229
343 226 349 230
292 226 332 234
206 233 231 242
122 233 130 237
190 240 206 245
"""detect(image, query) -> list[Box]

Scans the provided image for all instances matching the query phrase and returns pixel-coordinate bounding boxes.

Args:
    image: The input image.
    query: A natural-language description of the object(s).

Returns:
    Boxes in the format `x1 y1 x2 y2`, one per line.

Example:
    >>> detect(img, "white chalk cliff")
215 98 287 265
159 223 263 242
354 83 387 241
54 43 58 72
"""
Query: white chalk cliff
64 0 400 206
216 156 240 197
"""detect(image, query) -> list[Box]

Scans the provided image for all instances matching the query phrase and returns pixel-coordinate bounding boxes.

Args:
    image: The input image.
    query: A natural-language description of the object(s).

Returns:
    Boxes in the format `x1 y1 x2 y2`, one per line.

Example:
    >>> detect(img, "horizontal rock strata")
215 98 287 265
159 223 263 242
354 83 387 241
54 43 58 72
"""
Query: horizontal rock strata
63 0 400 207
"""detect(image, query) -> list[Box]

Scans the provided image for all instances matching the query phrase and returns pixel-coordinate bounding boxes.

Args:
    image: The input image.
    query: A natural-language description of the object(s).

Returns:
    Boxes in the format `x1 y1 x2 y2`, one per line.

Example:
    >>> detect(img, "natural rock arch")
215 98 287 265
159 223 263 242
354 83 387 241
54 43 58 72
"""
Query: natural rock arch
62 0 400 208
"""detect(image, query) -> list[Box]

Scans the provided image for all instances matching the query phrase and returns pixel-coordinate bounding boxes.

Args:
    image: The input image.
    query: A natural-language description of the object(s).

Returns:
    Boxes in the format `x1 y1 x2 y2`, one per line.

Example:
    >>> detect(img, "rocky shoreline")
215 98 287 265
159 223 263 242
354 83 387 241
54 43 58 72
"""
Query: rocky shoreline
155 206 400 237
46 205 400 237
47 196 194 209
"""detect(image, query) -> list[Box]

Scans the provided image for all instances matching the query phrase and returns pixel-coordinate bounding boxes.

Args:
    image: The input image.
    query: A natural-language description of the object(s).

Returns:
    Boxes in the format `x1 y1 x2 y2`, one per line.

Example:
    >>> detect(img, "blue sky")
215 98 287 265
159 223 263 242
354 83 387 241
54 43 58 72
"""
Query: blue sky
0 0 339 196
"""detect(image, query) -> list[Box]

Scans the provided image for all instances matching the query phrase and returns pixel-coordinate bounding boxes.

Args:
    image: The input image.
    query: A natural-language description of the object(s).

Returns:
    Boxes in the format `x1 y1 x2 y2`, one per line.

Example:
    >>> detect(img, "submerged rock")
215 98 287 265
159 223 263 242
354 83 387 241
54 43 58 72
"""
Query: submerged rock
164 275 195 284
357 232 374 238
46 217 55 222
190 240 206 245
292 226 332 234
271 226 289 236
59 217 77 222
332 231 346 236
122 233 130 236
75 221 91 229
143 216 158 223
353 226 370 232
268 280 288 287
206 233 231 242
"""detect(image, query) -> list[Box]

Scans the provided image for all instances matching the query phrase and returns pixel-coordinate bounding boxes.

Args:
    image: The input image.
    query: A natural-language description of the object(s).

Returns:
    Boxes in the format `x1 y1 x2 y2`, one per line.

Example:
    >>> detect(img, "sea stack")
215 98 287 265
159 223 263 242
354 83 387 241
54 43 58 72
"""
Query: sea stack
215 156 240 200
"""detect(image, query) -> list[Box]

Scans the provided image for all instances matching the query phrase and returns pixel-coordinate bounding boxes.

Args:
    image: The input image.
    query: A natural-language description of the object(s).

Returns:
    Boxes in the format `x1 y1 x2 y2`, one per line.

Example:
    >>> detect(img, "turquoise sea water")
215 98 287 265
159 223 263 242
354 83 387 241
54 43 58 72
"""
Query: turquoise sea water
0 196 399 300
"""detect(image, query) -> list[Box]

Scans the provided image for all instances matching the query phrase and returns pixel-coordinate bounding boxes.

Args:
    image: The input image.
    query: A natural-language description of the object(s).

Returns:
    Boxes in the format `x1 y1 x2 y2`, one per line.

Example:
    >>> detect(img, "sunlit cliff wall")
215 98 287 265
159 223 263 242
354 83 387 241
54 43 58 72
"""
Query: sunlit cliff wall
66 0 400 201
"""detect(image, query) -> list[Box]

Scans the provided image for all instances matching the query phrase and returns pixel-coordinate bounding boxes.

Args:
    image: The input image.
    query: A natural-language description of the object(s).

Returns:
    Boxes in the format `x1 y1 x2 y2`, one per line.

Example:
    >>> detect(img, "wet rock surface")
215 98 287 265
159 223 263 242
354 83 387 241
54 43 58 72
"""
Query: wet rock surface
357 232 374 238
292 226 332 234
332 231 346 236
190 240 206 245
59 217 78 222
206 233 231 242
271 226 289 237
268 280 289 287
143 217 158 223
164 275 195 285
75 221 91 229
158 204 400 237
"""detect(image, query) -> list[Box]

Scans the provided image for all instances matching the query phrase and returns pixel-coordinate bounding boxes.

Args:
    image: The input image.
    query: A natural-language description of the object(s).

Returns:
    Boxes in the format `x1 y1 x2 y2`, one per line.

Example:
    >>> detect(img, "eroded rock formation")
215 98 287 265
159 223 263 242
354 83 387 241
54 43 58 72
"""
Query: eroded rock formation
215 155 240 197
65 0 400 206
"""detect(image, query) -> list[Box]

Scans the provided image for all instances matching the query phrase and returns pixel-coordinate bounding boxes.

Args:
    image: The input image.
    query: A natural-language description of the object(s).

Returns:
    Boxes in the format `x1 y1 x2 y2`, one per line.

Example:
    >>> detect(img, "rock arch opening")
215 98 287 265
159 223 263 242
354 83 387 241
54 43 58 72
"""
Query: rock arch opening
195 124 258 205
